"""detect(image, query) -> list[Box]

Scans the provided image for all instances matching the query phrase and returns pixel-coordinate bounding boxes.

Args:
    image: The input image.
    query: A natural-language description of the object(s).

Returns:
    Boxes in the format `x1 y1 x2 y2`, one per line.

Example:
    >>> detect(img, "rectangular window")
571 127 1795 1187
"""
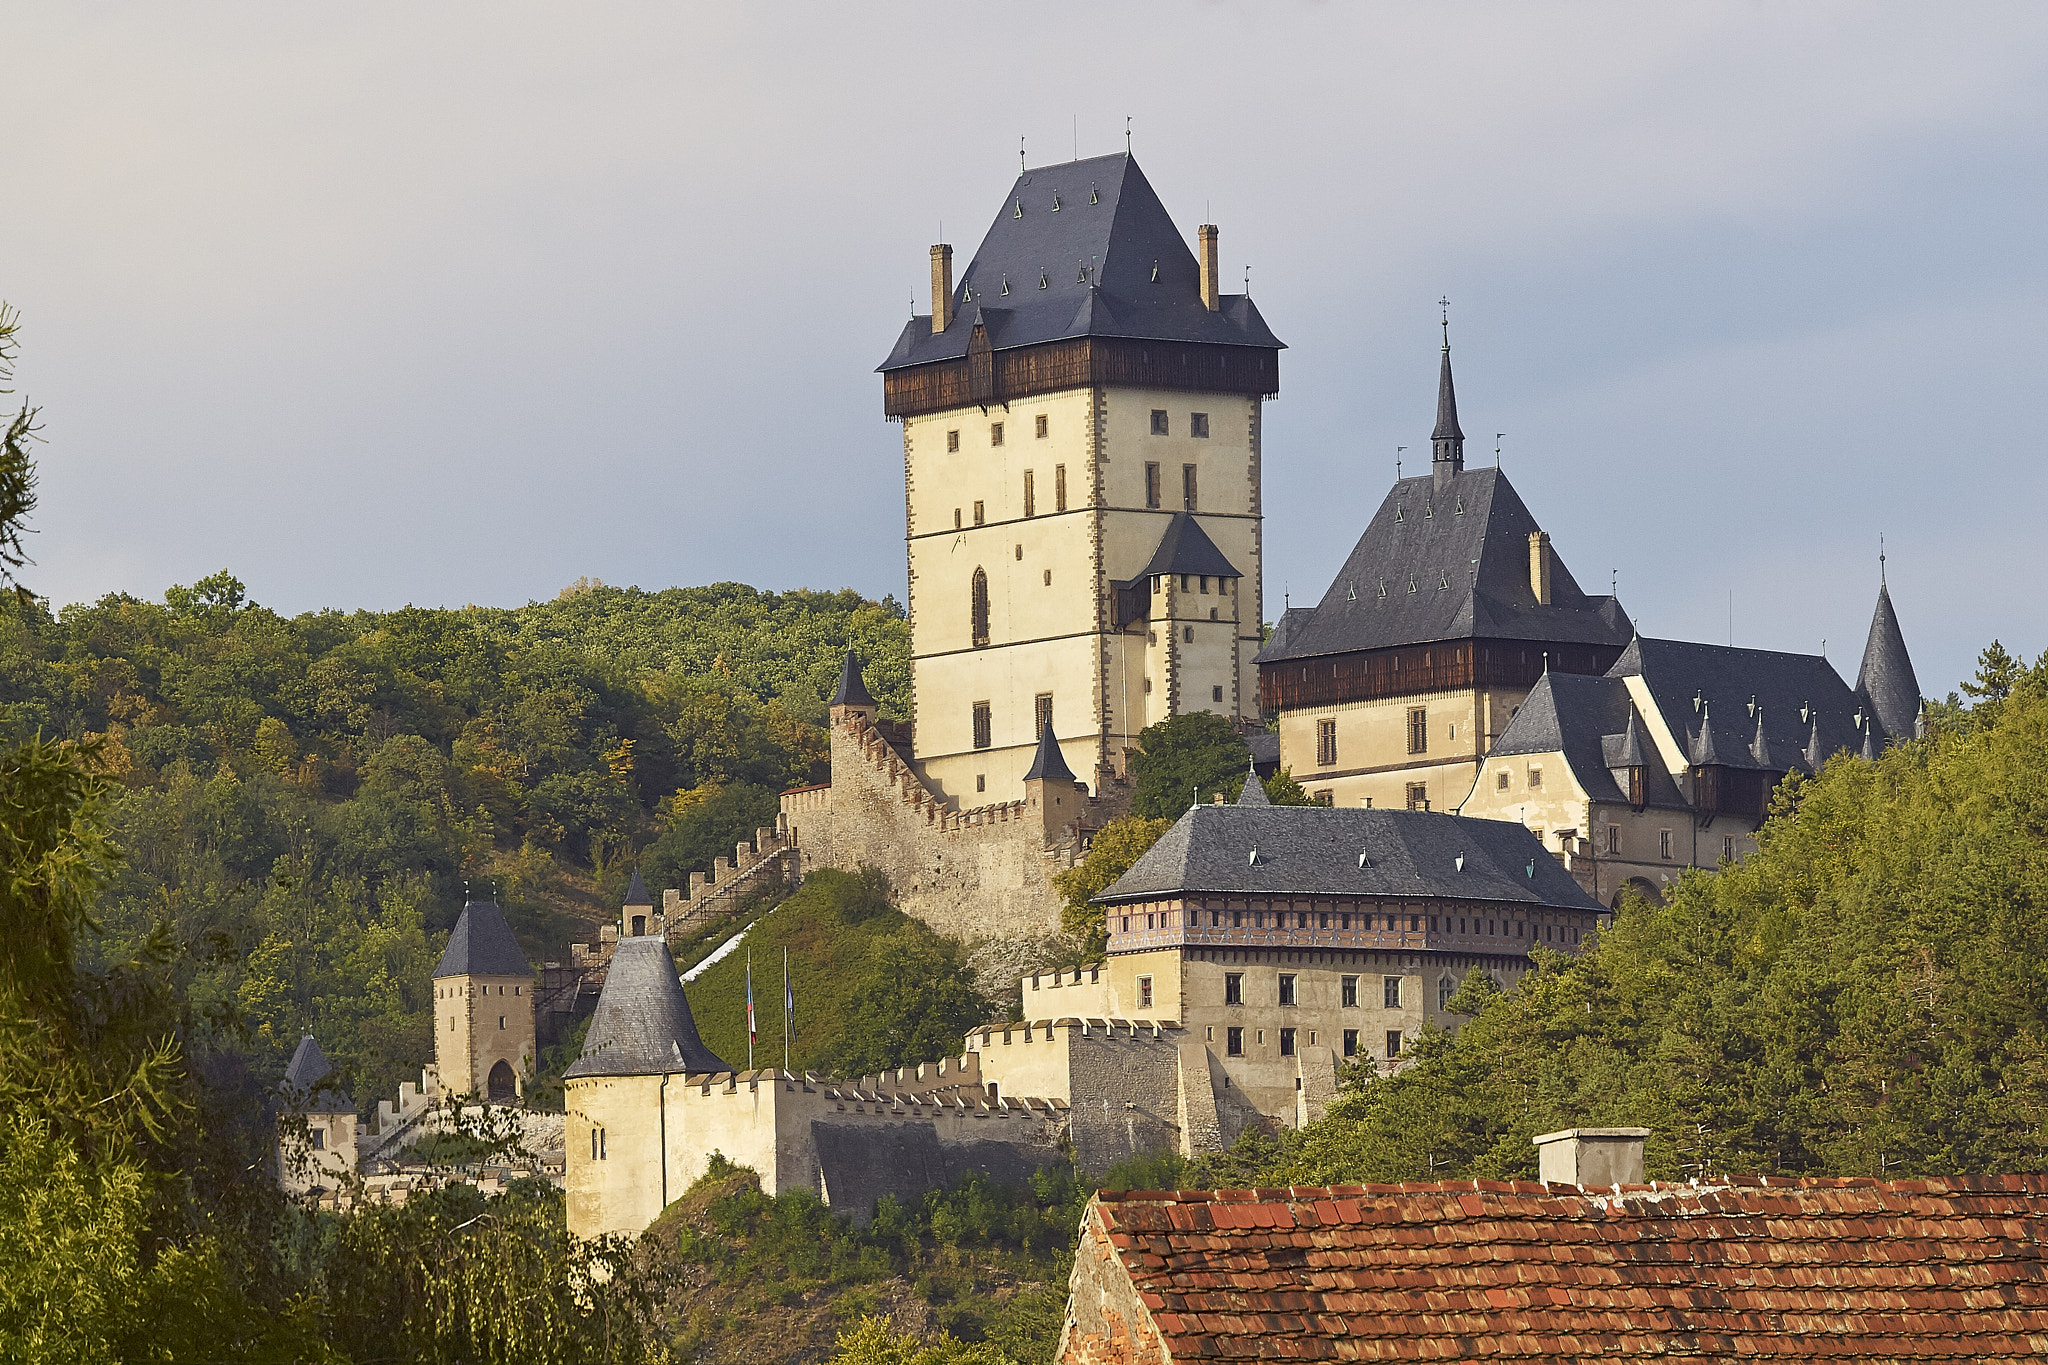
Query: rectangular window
1661 829 1673 859
972 500 985 526
1343 1029 1359 1058
1035 413 1048 438
1386 1030 1404 1059
1723 834 1735 860
1341 975 1358 1007
972 702 992 751
1211 685 1224 703
1316 719 1337 767
946 429 960 452
1190 412 1210 438
990 421 1004 446
976 774 985 792
1145 462 1162 508
1607 826 1621 855
310 1127 324 1150
1384 976 1402 1008
1406 783 1428 811
1439 976 1454 1009
1137 976 1153 1009
1314 790 1333 807
1151 409 1169 435
1054 464 1067 511
1278 974 1296 1006
1497 770 1510 791
1226 1026 1244 1056
1224 972 1242 1005
953 507 962 529
499 1015 506 1030
1279 1027 1296 1057
1407 707 1428 755
1528 766 1542 789
1182 464 1198 511
1034 695 1054 739
1023 469 1035 517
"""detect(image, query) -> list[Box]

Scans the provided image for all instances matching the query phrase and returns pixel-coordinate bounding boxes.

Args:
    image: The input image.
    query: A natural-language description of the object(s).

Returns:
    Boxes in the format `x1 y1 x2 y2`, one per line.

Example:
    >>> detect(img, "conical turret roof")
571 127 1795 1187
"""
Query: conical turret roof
1235 757 1270 806
1805 715 1825 773
1750 710 1776 769
282 1034 353 1113
624 868 652 908
565 937 732 1077
1691 704 1724 766
432 899 531 979
1612 710 1650 769
1432 344 1464 442
1854 583 1921 745
830 649 877 709
1023 721 1076 783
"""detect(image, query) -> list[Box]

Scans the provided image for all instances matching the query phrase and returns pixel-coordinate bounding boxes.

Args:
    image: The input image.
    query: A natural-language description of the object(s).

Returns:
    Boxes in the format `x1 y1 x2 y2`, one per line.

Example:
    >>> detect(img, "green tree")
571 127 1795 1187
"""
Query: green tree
1051 816 1174 954
1127 712 1248 817
831 927 992 1076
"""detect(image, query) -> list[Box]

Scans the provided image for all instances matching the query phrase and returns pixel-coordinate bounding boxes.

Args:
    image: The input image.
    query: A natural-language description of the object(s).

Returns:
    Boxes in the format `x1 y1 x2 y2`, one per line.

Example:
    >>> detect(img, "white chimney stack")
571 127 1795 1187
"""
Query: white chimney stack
1532 1127 1648 1186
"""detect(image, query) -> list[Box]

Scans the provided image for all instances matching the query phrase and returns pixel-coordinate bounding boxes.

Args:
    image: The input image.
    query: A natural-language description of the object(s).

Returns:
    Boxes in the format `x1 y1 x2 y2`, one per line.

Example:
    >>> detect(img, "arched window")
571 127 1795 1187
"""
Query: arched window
971 568 990 647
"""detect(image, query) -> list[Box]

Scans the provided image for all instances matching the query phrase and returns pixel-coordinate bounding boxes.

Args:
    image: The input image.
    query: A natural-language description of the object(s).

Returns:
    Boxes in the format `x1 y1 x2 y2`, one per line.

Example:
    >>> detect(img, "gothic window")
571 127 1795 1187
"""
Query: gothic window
972 701 992 750
970 568 989 646
1190 412 1210 438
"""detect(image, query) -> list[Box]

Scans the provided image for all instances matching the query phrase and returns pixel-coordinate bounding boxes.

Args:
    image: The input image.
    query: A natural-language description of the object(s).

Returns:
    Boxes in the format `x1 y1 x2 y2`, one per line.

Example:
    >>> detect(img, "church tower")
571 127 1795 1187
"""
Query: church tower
877 153 1284 807
431 896 535 1102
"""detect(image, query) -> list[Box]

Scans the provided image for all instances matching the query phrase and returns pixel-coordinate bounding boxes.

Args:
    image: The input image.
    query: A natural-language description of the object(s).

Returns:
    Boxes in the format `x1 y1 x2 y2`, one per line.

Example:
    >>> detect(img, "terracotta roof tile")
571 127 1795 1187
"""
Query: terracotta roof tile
1080 1175 2048 1361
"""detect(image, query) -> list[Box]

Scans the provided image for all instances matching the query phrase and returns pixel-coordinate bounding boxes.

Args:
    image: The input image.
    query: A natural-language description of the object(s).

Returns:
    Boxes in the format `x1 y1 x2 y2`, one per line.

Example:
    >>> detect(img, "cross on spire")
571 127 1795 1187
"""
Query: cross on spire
1439 296 1451 350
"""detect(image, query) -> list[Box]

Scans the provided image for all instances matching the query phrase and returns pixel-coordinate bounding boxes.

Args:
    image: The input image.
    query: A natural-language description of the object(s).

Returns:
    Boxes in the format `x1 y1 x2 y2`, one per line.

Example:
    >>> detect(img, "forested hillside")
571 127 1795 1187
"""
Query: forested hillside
0 573 908 1099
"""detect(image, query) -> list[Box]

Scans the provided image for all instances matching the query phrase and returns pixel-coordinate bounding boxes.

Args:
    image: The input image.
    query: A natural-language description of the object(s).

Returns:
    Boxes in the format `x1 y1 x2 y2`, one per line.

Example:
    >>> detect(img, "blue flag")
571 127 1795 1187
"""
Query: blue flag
746 957 756 1043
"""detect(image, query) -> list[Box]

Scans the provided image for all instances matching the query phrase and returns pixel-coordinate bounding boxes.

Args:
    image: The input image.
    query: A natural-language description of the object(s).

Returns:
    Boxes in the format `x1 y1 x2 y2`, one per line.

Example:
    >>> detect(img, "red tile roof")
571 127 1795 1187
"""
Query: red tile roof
1078 1175 2048 1362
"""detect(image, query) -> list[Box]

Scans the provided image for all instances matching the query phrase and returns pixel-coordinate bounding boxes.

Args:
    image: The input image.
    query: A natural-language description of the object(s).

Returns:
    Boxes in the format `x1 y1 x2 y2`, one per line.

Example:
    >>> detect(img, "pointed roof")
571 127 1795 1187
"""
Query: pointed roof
1023 722 1076 783
879 153 1283 373
1256 468 1632 661
1861 720 1881 761
281 1034 353 1113
625 868 651 909
1488 671 1686 810
1854 583 1921 745
1610 711 1650 769
564 937 732 1077
1136 512 1243 580
1612 636 1863 774
1432 344 1464 442
1805 715 1825 772
1691 703 1724 766
1750 710 1775 768
1236 759 1270 806
432 899 532 979
830 649 877 709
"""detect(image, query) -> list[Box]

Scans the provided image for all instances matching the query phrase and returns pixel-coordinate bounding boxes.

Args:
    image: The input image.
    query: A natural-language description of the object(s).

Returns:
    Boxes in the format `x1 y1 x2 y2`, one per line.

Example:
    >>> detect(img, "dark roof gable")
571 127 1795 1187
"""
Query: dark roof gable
880 154 1281 373
565 937 731 1077
281 1034 353 1113
1137 512 1242 580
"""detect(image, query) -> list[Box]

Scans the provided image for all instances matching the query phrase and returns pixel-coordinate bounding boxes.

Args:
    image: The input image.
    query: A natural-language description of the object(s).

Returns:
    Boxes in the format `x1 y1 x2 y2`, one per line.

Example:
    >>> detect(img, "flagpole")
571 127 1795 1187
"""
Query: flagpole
746 947 755 1072
783 946 791 1076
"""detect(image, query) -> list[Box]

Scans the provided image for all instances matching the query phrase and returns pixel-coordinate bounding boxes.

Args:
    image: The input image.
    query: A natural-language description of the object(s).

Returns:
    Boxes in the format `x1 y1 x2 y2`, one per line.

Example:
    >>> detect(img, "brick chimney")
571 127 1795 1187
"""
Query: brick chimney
1532 1127 1648 1186
1197 225 1219 311
931 244 954 334
1528 531 1553 606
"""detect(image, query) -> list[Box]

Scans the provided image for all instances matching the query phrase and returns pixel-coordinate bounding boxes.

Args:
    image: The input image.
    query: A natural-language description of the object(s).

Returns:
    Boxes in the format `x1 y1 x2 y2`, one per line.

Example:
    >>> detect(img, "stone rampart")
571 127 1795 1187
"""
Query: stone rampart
780 711 1131 939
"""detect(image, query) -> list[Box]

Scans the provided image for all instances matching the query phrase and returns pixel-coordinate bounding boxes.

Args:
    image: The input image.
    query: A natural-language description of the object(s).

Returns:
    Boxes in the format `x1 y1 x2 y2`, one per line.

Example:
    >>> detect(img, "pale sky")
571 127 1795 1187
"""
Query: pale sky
5 3 2044 697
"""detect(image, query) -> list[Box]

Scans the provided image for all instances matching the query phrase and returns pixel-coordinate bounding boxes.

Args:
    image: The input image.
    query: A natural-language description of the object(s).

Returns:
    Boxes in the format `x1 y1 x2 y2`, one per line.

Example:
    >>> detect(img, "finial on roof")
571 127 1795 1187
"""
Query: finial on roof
625 867 651 909
1125 116 1131 155
1431 315 1465 482
1236 757 1270 806
1880 532 1886 585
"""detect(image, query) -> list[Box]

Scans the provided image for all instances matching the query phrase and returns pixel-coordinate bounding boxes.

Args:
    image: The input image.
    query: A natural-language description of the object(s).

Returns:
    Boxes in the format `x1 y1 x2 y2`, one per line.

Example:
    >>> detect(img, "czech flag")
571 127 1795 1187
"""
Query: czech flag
746 960 757 1044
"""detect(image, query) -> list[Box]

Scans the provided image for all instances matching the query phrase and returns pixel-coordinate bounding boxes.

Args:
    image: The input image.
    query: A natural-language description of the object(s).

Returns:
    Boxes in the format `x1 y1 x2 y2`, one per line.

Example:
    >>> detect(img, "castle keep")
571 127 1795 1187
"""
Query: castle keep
785 152 1283 932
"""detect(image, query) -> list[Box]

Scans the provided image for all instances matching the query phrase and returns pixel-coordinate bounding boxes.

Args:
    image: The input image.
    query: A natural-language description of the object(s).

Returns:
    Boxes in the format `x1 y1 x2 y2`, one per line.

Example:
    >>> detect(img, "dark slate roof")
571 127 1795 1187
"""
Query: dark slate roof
878 153 1283 373
432 899 532 979
625 868 651 908
1609 636 1870 773
1245 730 1280 778
1098 804 1602 911
1432 346 1464 442
281 1034 353 1113
830 649 877 709
1024 722 1076 783
1255 467 1631 661
1263 607 1313 659
1485 671 1687 810
1854 583 1921 744
1235 759 1270 806
1137 512 1242 580
564 937 731 1077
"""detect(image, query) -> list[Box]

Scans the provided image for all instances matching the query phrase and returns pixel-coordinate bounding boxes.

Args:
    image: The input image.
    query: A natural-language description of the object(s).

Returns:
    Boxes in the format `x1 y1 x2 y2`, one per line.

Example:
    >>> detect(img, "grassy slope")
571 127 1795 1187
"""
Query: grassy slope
680 869 949 1076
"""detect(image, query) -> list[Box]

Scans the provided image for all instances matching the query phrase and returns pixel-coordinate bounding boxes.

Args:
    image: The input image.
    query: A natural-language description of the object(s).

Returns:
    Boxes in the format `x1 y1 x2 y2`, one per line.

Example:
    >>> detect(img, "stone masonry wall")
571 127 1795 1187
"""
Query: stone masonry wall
784 710 1128 939
1057 1201 1169 1365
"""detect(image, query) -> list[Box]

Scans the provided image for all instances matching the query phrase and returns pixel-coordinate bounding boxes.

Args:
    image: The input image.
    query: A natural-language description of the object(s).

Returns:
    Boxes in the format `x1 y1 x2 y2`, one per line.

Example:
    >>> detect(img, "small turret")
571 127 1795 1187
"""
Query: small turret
1235 756 1270 806
1431 324 1465 490
1854 581 1921 746
1023 721 1080 843
623 869 653 938
829 649 878 725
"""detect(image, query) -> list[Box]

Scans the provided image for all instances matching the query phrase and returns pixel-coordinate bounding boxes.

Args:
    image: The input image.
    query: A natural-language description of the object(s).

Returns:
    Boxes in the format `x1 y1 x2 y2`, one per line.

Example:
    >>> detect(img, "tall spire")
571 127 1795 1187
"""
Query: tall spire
1431 301 1464 486
1854 581 1921 746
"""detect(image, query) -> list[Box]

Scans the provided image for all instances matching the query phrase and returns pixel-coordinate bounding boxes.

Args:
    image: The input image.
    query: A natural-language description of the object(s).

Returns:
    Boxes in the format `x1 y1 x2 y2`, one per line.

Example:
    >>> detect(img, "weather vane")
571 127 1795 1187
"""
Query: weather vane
1396 446 1405 478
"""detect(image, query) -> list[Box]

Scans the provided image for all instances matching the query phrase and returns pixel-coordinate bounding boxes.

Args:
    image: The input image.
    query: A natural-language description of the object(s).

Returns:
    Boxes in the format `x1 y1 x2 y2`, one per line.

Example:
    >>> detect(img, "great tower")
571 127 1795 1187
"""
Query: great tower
878 152 1284 806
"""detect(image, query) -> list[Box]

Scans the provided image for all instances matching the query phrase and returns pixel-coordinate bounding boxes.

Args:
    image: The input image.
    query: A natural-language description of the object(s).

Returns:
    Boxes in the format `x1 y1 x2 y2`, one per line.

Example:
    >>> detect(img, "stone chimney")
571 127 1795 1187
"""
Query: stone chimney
931 244 954 334
1197 225 1219 311
1532 1127 1648 1186
1528 531 1553 606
